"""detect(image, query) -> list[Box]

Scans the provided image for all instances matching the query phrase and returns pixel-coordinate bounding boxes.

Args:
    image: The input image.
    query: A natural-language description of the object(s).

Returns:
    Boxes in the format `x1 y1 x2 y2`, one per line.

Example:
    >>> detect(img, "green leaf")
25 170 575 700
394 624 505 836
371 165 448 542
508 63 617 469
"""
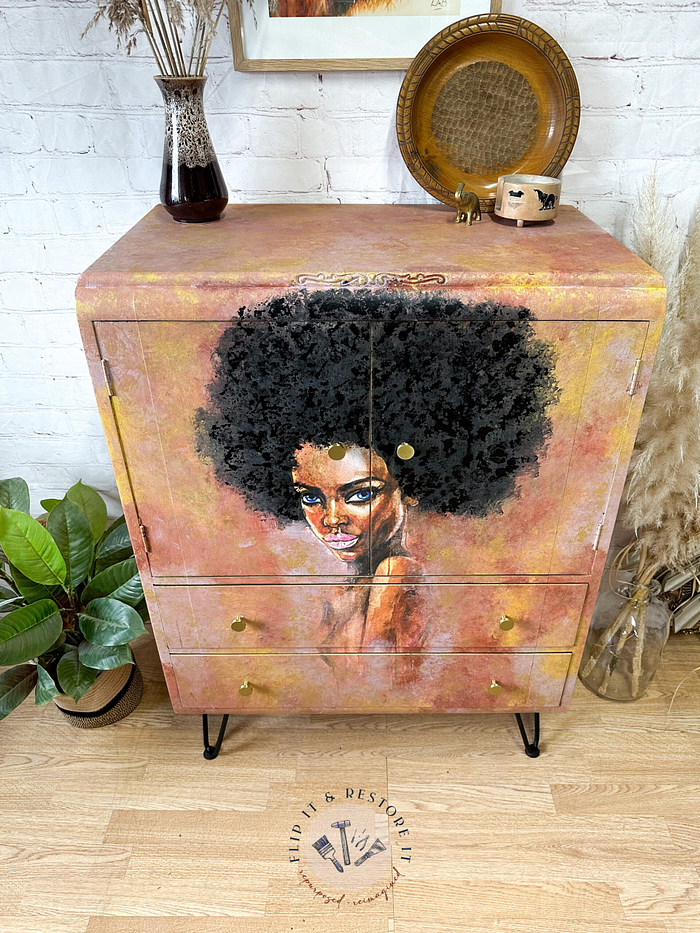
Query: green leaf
96 540 133 573
110 574 144 606
94 514 126 557
10 565 57 603
47 498 94 589
96 520 132 560
0 478 30 514
79 597 147 647
82 558 143 607
66 481 107 544
0 599 63 665
35 663 61 705
47 631 67 652
134 599 150 623
0 595 23 612
0 507 66 586
57 648 99 701
0 664 37 720
102 514 126 539
40 498 61 513
0 581 19 600
95 551 134 575
79 640 132 670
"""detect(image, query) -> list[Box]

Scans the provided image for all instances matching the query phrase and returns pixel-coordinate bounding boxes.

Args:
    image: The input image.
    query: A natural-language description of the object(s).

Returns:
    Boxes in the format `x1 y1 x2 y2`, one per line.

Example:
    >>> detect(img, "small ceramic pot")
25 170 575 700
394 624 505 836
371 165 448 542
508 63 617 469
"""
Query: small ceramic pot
494 174 561 226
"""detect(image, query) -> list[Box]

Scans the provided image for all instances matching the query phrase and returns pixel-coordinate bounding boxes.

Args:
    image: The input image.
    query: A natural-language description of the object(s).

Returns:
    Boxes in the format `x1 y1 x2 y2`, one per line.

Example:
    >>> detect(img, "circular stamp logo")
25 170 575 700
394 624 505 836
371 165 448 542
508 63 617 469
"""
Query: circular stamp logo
287 787 411 908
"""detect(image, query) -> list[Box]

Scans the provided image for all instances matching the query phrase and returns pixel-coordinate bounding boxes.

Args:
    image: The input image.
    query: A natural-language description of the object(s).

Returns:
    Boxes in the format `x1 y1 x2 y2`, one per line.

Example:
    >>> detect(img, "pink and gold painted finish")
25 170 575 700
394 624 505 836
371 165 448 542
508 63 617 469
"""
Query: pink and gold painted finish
93 319 647 579
153 582 587 652
76 204 666 716
170 651 571 714
77 204 663 292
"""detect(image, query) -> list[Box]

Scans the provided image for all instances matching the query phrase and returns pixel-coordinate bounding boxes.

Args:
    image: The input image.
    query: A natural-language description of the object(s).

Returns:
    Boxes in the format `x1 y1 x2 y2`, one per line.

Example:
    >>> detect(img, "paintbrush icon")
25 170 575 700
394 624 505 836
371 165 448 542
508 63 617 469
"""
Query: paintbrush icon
312 834 344 872
354 838 386 866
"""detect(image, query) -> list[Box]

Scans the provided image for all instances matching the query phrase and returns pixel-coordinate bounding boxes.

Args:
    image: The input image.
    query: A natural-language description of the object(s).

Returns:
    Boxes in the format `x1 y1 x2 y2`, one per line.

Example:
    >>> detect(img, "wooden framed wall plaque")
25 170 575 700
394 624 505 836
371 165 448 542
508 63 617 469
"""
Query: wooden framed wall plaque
228 0 493 71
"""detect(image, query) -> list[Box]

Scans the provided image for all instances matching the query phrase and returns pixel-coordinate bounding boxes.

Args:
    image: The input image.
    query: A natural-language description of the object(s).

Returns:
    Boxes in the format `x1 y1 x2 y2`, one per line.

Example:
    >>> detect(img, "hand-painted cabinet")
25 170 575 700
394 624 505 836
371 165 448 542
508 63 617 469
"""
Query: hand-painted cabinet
76 204 666 716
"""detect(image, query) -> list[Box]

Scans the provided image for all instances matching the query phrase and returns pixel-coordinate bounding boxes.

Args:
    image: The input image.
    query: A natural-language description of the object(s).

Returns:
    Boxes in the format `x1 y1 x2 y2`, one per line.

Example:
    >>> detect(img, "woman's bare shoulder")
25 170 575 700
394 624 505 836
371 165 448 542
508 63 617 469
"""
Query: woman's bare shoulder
373 555 422 578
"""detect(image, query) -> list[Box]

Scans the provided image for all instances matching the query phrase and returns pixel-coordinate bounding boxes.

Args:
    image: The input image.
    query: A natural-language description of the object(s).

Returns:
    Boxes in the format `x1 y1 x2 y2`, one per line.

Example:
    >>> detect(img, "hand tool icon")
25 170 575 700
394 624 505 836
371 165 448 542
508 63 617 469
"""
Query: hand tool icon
354 837 386 866
332 820 351 865
312 835 344 872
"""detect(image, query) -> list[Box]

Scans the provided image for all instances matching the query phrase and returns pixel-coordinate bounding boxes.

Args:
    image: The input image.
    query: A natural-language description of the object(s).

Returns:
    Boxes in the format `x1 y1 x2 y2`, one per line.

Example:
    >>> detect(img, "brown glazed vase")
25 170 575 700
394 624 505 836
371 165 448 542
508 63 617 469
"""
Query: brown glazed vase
155 76 228 223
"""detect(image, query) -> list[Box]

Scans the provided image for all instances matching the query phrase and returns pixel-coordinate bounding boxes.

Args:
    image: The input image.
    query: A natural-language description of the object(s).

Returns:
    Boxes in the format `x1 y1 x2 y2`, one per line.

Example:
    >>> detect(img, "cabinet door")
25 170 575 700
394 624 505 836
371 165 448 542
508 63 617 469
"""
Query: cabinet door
371 319 648 575
95 320 371 577
96 314 645 580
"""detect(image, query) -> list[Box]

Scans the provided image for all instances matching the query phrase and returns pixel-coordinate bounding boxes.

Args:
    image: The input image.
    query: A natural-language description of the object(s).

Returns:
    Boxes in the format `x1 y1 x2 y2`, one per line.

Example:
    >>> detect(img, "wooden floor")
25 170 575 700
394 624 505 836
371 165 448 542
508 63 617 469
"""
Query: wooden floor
1 633 699 933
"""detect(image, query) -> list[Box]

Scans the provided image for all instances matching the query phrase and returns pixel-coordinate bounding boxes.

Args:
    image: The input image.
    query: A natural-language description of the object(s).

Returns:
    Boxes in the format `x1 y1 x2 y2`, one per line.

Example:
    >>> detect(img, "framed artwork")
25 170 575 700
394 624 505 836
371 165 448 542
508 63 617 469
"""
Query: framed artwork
228 0 499 71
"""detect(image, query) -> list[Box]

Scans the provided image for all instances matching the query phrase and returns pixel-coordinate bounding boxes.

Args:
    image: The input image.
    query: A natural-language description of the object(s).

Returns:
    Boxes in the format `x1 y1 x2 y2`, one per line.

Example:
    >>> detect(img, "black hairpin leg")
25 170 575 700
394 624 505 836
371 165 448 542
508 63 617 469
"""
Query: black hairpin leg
514 712 540 758
202 714 229 759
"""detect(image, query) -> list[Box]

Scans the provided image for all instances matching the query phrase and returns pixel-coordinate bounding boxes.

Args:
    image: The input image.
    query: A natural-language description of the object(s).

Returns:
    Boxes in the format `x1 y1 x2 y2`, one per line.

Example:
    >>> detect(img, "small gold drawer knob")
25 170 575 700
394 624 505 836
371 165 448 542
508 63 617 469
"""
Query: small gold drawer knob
396 442 415 461
239 681 253 697
328 443 346 461
487 680 503 696
231 616 247 632
499 615 516 631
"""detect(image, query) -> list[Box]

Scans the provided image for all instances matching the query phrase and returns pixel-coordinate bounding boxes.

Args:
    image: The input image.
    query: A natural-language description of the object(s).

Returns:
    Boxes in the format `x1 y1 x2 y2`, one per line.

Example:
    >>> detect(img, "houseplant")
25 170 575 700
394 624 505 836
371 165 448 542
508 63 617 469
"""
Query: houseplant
82 0 228 222
0 477 148 726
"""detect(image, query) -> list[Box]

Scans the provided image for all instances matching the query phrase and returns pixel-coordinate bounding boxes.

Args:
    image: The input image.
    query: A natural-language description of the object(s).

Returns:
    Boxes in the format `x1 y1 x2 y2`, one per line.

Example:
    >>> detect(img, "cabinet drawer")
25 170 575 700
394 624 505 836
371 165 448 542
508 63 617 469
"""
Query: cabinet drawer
153 582 586 652
169 651 571 714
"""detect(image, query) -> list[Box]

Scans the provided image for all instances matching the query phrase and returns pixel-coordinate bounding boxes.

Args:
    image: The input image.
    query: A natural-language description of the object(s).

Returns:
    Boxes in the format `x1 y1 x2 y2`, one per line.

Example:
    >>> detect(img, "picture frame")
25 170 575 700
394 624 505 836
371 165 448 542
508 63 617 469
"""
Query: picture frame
228 0 501 72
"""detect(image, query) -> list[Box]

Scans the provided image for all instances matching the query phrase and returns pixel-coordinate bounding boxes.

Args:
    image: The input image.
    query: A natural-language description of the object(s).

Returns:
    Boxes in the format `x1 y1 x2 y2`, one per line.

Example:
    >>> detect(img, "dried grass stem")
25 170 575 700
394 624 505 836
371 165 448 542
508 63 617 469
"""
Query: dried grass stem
625 171 700 569
84 0 225 76
580 542 661 697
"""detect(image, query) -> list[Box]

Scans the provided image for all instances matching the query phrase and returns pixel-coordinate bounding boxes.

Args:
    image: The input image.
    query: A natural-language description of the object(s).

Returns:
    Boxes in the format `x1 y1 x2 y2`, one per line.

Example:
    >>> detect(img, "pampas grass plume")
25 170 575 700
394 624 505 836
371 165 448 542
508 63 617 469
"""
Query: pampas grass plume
626 171 700 569
82 0 225 75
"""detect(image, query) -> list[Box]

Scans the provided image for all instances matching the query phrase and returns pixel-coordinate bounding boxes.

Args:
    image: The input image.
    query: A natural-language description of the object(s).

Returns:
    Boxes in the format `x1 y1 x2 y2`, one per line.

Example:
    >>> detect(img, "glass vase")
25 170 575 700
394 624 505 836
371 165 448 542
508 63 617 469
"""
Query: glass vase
155 76 228 224
579 579 671 701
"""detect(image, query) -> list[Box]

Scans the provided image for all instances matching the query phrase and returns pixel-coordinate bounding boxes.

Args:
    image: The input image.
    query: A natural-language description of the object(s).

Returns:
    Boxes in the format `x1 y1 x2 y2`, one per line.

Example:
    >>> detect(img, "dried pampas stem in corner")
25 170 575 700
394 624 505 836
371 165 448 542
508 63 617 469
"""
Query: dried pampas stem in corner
625 172 700 570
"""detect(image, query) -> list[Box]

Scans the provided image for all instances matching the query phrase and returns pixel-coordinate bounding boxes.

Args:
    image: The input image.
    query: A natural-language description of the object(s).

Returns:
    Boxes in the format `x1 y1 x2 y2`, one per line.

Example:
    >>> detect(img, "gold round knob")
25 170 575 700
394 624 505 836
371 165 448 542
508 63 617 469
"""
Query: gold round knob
328 443 346 461
487 680 503 696
239 681 253 697
231 616 247 632
499 615 516 631
396 442 415 461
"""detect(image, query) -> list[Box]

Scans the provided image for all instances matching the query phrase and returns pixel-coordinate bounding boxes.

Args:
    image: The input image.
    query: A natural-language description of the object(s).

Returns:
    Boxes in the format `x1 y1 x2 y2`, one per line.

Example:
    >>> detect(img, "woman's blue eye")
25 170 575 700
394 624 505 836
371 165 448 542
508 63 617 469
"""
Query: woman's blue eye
301 494 322 506
347 489 373 504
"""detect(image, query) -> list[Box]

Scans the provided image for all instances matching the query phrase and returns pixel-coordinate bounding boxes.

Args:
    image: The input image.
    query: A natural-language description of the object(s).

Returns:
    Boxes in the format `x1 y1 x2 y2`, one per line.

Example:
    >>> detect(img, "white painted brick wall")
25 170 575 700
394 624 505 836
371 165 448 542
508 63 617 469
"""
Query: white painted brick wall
1 0 699 507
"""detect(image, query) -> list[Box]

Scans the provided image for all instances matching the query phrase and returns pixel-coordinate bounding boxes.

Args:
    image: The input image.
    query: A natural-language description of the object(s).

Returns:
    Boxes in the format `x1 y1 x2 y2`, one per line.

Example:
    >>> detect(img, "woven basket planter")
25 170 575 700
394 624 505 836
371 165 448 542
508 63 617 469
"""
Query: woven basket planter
54 663 143 728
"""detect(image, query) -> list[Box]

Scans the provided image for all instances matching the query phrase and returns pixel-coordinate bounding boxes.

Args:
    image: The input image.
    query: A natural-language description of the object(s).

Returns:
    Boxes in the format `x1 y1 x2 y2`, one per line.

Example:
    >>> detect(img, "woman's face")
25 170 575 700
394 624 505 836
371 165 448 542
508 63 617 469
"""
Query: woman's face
292 444 407 564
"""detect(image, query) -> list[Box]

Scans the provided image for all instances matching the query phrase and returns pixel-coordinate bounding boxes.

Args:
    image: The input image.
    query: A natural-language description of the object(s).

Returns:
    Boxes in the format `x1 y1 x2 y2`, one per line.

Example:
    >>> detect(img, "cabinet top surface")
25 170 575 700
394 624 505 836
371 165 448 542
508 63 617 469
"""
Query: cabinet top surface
78 204 663 292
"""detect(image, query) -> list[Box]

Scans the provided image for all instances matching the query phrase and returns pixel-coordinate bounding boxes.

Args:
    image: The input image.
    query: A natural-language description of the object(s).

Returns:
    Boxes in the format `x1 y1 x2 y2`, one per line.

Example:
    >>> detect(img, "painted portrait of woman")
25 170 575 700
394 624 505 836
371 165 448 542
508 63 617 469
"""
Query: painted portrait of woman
197 289 559 654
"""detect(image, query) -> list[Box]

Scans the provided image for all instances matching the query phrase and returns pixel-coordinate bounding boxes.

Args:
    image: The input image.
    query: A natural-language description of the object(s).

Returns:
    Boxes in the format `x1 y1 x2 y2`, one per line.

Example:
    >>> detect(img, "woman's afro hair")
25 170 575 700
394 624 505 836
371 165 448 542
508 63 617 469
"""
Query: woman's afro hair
196 289 560 523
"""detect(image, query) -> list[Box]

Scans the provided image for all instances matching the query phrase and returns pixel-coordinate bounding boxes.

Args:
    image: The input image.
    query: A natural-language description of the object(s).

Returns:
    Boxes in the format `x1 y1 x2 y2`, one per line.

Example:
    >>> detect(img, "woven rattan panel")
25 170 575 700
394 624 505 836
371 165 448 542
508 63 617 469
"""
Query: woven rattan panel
431 61 539 175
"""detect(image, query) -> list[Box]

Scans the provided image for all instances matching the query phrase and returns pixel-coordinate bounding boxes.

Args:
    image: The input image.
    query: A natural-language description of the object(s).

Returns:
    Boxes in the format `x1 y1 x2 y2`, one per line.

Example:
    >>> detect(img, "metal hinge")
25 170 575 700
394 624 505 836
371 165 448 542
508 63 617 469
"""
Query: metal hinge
139 524 152 553
592 520 604 551
101 359 115 397
627 357 642 396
